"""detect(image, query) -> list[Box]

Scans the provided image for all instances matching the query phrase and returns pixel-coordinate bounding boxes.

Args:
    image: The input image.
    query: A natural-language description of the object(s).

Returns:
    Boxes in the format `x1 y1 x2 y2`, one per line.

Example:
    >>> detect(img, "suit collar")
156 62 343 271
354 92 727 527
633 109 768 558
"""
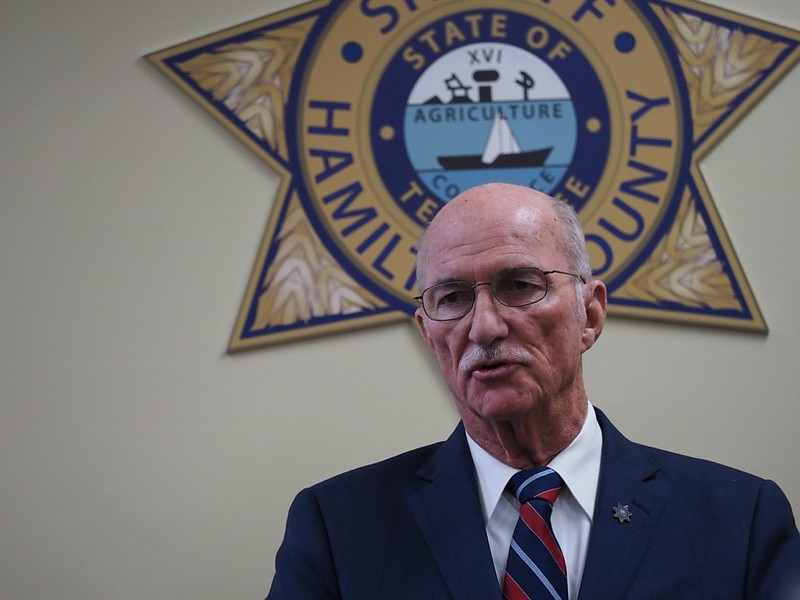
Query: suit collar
577 408 666 599
410 411 666 599
410 423 502 600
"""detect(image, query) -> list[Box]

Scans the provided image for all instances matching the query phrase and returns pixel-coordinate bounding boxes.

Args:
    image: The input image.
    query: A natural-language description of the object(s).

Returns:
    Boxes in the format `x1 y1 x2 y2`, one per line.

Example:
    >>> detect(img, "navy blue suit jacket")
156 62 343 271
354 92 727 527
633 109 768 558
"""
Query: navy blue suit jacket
267 408 800 599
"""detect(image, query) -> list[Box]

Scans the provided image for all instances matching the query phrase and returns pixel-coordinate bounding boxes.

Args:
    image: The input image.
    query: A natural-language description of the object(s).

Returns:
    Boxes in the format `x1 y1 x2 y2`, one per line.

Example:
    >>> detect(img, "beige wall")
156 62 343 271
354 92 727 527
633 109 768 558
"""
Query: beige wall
1 1 798 598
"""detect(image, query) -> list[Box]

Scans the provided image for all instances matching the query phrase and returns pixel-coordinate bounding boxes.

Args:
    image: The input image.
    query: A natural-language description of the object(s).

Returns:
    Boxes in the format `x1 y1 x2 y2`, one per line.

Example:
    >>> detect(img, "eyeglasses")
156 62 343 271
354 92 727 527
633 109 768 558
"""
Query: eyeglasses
414 267 586 321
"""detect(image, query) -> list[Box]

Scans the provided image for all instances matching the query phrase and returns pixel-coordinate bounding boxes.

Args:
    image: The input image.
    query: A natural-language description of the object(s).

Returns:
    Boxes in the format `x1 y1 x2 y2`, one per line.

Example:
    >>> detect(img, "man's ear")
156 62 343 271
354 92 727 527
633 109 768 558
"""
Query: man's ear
415 308 436 356
581 280 607 352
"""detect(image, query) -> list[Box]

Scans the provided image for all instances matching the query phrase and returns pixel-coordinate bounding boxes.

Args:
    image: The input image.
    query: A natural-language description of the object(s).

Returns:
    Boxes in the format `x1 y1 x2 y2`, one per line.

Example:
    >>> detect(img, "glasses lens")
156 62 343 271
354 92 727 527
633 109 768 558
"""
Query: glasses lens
492 268 548 307
423 281 474 320
421 268 550 320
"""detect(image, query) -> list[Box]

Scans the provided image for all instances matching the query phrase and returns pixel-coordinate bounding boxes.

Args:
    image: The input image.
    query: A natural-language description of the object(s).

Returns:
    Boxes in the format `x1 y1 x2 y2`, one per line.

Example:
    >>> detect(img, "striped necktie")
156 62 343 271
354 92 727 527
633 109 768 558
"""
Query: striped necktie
502 467 567 600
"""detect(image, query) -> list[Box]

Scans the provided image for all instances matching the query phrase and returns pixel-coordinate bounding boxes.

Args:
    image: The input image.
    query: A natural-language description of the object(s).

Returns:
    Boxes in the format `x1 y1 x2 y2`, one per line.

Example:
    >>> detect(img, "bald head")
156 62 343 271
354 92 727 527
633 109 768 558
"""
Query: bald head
416 183 590 290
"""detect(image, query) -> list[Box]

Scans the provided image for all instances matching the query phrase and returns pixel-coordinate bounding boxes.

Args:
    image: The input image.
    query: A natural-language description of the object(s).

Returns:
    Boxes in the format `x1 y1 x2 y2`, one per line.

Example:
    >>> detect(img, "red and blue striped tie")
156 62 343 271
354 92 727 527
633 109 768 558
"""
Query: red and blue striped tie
502 467 567 600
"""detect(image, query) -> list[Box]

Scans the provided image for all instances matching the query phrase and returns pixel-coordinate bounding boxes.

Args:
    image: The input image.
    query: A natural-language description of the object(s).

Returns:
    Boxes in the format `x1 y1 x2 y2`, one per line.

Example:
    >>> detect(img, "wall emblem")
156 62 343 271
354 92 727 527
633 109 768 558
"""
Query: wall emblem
147 0 799 350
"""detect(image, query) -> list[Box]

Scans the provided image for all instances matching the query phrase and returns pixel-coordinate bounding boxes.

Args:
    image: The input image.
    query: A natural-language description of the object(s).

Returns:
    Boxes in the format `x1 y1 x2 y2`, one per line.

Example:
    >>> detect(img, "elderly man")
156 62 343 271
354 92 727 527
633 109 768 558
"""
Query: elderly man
267 183 800 599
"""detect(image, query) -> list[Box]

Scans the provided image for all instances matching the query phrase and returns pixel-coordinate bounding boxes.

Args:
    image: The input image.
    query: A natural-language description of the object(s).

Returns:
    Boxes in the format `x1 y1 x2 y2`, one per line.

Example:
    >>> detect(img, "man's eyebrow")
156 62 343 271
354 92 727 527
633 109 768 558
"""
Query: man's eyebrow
431 265 539 286
429 277 470 287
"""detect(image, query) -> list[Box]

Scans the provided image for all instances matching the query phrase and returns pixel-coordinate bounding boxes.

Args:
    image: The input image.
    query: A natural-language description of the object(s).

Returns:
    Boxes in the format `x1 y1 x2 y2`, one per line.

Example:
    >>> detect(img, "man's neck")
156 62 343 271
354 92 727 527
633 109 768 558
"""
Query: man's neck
464 395 588 469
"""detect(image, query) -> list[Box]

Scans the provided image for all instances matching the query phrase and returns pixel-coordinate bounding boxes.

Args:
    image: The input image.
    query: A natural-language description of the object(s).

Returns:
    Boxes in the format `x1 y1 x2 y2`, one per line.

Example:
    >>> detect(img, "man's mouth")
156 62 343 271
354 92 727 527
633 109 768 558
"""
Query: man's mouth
470 361 517 380
476 362 505 371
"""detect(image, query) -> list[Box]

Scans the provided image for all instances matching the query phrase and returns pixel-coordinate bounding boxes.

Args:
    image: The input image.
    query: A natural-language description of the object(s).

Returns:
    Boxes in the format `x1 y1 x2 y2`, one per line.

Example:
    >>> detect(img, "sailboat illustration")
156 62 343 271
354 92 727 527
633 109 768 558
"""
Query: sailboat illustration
437 110 552 170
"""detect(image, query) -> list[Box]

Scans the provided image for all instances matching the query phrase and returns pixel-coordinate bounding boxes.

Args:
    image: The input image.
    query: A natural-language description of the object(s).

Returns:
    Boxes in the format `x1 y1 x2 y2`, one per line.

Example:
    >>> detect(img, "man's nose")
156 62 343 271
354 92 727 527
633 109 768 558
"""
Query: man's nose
468 285 509 346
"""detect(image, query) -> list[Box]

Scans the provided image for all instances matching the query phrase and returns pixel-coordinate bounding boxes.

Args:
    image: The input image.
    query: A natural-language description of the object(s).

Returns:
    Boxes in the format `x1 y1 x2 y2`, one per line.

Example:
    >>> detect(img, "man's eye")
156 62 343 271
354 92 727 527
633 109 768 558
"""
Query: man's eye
438 289 470 306
501 278 541 294
509 279 535 291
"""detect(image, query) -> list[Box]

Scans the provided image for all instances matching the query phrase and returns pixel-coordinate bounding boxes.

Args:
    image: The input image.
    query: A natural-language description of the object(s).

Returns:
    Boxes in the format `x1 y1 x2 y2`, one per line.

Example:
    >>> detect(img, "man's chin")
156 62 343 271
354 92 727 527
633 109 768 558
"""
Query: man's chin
466 391 535 422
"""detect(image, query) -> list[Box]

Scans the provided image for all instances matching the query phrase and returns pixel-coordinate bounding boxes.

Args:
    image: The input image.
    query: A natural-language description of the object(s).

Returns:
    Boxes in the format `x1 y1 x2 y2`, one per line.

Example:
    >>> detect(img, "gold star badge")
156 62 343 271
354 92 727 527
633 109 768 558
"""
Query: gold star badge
147 0 799 351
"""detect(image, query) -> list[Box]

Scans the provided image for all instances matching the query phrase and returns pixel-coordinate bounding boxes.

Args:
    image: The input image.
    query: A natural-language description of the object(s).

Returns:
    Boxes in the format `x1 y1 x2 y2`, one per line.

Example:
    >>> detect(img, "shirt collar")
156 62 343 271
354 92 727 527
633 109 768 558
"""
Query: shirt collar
466 402 602 523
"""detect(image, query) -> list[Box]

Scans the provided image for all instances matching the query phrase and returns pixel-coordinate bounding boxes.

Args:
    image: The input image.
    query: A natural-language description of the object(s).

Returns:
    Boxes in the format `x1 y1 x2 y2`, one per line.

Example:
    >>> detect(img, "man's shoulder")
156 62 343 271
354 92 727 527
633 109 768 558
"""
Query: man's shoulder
637 441 764 485
310 439 447 497
619 435 791 518
597 407 771 497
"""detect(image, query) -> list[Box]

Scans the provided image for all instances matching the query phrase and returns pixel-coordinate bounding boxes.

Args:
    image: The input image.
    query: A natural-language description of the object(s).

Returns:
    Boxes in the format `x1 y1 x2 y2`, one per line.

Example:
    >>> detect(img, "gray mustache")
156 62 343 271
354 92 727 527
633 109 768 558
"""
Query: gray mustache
459 345 532 372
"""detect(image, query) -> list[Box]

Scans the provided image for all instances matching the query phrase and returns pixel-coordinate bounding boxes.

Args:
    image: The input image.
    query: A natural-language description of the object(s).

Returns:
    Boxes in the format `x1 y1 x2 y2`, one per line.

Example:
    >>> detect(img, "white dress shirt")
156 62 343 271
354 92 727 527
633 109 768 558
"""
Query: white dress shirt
465 402 602 600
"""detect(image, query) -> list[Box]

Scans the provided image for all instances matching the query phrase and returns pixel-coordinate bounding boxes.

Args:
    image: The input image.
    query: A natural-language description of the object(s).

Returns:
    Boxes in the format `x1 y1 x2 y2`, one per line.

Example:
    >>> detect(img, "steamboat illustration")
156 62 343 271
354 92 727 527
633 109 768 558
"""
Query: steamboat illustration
433 72 553 171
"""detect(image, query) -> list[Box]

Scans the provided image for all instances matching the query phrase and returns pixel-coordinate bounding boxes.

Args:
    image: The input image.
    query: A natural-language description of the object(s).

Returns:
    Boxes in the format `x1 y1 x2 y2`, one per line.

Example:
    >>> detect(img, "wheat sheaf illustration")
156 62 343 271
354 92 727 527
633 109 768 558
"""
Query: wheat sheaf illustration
177 26 309 160
177 23 385 327
252 193 384 329
656 7 786 145
616 189 738 310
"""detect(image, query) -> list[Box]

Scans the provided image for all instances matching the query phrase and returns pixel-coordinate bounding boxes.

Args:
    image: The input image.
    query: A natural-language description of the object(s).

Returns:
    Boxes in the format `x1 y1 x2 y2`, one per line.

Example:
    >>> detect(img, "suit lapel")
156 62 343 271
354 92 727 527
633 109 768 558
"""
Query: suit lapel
409 424 502 600
577 409 666 599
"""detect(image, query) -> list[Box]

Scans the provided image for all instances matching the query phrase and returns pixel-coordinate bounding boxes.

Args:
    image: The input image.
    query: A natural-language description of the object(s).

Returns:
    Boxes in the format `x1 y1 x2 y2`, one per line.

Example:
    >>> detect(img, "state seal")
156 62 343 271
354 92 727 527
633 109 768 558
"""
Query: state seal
298 0 684 312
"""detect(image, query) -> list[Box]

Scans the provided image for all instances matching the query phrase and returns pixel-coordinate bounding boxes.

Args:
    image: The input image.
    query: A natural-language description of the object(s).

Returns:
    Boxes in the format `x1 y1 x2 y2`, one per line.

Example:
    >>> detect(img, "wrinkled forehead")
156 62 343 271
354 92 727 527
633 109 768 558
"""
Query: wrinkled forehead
418 199 562 285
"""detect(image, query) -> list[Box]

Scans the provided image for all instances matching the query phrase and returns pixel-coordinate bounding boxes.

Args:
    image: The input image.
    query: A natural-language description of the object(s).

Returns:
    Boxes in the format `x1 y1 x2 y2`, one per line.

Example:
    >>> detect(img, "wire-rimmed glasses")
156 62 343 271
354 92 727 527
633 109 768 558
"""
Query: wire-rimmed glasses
414 267 585 321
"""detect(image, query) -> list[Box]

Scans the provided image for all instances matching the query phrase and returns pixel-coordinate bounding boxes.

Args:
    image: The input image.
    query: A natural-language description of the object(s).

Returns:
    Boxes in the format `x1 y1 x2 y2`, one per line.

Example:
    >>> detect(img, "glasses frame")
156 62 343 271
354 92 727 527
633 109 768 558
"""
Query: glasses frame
414 268 586 322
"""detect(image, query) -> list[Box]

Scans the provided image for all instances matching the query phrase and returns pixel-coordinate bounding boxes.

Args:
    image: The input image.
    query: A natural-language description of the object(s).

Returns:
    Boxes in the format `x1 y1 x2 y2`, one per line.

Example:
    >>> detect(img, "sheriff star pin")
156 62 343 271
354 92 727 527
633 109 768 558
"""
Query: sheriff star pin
612 502 633 523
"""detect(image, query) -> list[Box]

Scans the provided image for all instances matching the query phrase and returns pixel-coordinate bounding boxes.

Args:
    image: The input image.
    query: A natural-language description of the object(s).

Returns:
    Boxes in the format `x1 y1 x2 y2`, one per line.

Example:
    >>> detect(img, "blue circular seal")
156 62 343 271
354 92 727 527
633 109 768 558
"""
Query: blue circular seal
370 9 611 227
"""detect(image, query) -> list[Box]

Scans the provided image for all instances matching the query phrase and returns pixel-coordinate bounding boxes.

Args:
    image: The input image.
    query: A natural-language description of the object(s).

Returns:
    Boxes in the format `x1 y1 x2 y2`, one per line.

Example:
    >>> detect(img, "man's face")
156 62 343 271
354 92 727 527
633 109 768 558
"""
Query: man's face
415 190 602 430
